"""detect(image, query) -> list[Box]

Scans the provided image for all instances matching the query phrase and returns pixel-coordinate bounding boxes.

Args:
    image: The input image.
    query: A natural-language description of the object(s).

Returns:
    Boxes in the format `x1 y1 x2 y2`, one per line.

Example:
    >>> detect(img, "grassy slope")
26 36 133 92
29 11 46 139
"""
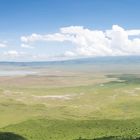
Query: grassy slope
0 73 140 139
1 118 140 140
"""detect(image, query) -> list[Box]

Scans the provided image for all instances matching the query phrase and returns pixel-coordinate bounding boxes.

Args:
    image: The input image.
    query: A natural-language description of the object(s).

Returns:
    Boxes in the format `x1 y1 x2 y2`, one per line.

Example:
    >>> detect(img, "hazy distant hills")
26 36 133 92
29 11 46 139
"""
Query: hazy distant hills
0 56 140 66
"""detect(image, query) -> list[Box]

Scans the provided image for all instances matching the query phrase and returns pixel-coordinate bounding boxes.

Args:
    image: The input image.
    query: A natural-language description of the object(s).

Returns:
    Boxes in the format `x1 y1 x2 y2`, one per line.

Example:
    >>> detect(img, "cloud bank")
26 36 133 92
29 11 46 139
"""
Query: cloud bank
21 25 140 58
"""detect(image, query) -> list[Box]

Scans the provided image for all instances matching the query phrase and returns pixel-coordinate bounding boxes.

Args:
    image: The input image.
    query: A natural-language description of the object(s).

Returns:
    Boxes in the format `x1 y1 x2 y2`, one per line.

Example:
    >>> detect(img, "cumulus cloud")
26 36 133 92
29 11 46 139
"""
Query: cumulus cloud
21 25 140 57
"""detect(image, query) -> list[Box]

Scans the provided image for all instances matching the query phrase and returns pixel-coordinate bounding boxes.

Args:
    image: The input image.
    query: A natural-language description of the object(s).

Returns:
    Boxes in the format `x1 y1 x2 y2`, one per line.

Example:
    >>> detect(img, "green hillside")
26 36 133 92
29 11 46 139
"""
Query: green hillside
1 118 140 140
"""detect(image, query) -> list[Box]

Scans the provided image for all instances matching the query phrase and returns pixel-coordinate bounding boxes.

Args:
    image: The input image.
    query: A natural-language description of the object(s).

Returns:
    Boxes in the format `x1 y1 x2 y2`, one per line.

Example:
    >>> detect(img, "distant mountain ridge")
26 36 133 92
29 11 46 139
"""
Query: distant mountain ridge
0 56 140 66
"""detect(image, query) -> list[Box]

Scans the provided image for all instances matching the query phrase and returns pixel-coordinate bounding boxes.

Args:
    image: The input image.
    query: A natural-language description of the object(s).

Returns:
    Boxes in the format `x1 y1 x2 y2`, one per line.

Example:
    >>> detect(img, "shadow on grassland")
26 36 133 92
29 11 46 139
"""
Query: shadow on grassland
0 132 27 140
75 136 140 140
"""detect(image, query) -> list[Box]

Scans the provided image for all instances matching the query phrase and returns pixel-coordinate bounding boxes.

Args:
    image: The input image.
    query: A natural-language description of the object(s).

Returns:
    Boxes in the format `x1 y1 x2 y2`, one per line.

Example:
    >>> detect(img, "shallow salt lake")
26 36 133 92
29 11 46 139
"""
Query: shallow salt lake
0 70 37 76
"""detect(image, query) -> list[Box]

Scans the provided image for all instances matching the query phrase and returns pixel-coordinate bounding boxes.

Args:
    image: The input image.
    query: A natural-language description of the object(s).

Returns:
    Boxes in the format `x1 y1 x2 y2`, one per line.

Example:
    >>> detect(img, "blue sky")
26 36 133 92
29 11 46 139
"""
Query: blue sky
0 0 140 61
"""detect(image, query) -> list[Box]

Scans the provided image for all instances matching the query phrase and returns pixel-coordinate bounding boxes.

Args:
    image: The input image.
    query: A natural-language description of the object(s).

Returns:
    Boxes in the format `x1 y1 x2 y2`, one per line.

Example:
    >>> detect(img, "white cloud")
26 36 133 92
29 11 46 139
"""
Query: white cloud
127 30 140 36
21 43 34 48
2 50 52 61
21 33 73 43
3 50 26 58
64 51 76 57
21 25 140 57
0 43 7 48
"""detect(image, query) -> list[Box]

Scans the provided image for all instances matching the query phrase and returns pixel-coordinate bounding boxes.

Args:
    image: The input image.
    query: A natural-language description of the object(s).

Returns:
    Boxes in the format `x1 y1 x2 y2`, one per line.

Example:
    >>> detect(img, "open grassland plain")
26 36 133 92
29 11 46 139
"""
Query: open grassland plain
0 62 140 139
